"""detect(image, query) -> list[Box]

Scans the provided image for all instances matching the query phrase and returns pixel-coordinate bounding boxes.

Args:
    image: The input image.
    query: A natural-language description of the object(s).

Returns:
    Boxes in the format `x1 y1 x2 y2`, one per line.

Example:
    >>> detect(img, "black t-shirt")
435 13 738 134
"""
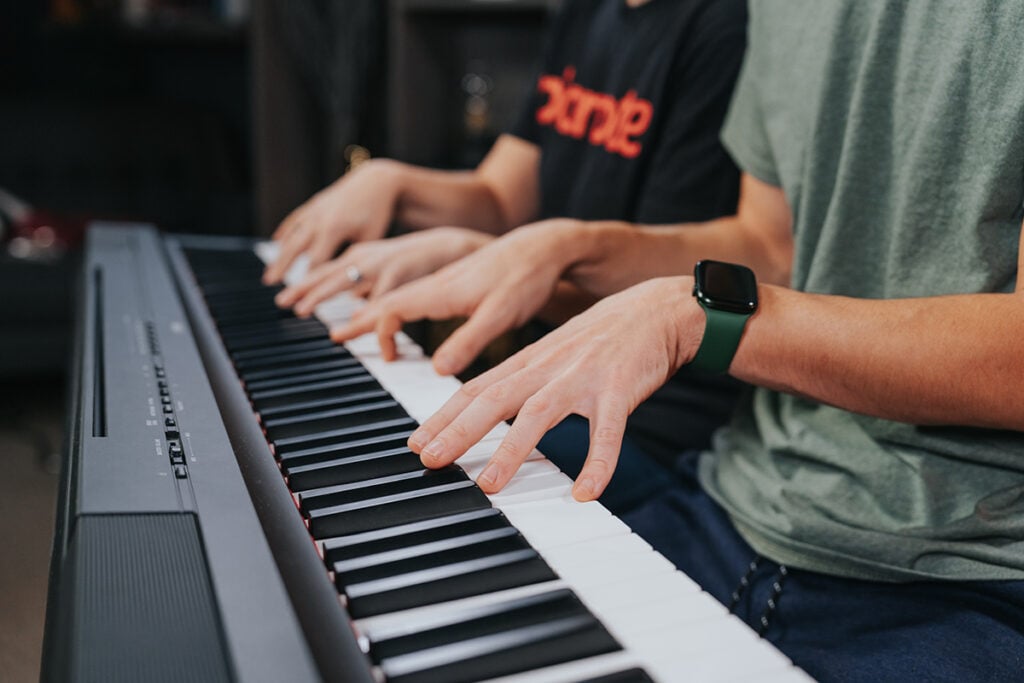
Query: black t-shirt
511 0 746 224
511 0 749 462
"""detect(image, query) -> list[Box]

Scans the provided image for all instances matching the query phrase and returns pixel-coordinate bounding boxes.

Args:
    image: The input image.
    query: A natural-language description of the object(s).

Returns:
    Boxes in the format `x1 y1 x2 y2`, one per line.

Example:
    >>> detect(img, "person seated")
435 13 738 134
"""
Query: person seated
266 0 750 468
331 2 1024 680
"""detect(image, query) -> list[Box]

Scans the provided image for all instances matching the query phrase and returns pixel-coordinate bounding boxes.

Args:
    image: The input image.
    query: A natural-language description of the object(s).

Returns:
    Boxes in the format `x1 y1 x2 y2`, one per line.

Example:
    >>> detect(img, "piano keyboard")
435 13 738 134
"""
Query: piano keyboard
177 240 812 683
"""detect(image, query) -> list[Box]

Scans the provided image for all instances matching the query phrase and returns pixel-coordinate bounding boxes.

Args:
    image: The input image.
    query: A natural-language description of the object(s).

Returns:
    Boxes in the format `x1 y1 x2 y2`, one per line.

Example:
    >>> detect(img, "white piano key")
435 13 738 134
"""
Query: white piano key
601 587 728 638
577 569 712 622
460 456 560 482
498 498 631 551
486 472 576 506
723 665 817 683
627 615 792 682
473 650 645 683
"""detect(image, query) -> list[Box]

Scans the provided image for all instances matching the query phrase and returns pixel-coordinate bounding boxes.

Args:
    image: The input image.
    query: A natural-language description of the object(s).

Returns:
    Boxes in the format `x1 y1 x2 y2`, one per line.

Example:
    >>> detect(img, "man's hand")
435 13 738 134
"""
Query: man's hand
330 219 583 375
275 227 493 316
263 159 403 285
406 277 703 501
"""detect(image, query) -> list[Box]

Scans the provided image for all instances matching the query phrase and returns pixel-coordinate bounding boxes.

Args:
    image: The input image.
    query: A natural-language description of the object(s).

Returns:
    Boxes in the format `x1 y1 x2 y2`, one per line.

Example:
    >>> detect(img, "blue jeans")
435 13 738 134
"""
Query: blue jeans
539 423 1024 682
625 450 1024 682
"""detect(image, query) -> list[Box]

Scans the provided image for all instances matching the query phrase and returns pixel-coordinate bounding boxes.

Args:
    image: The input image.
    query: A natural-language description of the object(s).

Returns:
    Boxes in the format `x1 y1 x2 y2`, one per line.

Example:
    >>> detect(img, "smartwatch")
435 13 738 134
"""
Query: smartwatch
690 260 758 373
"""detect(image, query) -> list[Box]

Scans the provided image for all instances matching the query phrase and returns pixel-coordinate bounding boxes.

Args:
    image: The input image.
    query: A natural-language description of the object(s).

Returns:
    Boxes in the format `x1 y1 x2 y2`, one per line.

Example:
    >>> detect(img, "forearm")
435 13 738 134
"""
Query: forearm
549 214 792 300
387 162 511 234
732 285 1024 430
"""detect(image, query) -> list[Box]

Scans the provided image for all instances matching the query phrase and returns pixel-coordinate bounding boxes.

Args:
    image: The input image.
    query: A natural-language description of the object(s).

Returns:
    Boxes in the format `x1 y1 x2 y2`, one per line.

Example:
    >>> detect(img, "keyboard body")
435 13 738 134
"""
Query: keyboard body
43 224 811 683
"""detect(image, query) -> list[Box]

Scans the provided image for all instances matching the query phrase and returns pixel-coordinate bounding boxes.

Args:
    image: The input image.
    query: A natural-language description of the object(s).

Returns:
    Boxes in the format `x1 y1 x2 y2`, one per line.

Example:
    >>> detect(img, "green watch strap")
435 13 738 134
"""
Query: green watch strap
690 304 750 373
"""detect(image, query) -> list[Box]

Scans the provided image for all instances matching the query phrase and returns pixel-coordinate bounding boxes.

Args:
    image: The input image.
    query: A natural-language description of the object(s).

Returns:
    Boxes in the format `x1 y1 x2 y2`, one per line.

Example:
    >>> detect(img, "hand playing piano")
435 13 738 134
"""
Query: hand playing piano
263 159 403 285
274 227 493 316
407 277 703 501
330 220 583 375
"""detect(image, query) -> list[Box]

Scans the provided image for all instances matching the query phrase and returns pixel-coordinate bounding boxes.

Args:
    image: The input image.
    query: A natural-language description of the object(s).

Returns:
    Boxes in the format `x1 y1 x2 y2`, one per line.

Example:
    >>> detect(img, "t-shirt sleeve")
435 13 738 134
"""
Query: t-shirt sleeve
719 8 780 187
633 3 747 223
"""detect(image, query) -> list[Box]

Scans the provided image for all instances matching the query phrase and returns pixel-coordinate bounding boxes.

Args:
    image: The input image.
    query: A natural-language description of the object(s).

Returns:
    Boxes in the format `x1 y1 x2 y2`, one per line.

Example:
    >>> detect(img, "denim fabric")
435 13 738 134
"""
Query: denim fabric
620 450 1024 682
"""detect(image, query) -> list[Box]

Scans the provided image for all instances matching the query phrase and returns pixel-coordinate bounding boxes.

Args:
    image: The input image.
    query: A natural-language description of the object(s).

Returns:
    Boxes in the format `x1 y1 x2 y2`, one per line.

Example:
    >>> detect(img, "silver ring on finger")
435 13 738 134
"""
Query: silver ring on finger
345 265 364 284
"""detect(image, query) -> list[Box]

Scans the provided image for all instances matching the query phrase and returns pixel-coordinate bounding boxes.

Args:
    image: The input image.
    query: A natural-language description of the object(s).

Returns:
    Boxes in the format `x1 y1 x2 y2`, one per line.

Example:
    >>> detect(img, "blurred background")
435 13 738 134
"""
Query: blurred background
0 0 555 679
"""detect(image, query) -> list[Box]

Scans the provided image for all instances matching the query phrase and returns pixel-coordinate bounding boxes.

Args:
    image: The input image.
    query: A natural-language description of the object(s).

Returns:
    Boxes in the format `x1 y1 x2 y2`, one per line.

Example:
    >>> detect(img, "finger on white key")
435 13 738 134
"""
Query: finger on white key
461 455 557 481
484 472 573 506
254 240 279 264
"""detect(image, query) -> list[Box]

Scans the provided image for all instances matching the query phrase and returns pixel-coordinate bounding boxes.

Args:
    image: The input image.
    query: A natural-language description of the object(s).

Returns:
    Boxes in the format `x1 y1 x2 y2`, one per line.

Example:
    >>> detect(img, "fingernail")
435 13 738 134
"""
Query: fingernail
421 438 445 460
408 429 428 451
478 463 499 488
573 477 598 501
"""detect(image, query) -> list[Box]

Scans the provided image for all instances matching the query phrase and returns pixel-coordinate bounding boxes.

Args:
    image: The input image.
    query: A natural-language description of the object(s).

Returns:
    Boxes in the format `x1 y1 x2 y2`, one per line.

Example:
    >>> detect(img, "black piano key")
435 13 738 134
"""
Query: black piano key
298 468 468 512
231 338 337 363
285 448 423 491
195 279 282 299
334 526 520 575
320 508 509 566
242 356 362 384
270 416 417 454
234 345 354 373
382 615 619 683
264 401 408 442
277 432 415 468
343 547 556 618
370 589 589 660
216 317 325 344
250 375 383 411
258 388 390 421
206 285 280 300
220 322 329 353
305 480 492 537
215 306 294 328
207 296 288 321
244 363 366 393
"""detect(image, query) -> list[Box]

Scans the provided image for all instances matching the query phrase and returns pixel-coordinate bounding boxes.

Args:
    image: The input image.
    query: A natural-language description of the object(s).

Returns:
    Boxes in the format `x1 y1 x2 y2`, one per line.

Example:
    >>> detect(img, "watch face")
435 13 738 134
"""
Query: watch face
694 260 758 314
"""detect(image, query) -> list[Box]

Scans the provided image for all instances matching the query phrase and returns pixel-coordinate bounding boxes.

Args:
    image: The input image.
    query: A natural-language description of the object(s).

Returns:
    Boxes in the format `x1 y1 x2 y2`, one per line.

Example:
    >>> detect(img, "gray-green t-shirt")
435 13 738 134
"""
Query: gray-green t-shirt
703 0 1024 581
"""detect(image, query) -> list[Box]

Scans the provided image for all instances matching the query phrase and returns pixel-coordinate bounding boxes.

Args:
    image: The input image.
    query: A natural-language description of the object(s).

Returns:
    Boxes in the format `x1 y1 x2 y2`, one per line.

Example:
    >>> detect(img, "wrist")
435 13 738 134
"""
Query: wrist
372 158 411 212
516 218 591 272
667 276 707 370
